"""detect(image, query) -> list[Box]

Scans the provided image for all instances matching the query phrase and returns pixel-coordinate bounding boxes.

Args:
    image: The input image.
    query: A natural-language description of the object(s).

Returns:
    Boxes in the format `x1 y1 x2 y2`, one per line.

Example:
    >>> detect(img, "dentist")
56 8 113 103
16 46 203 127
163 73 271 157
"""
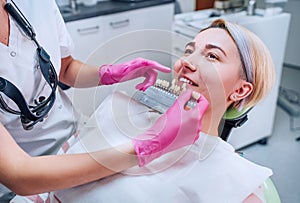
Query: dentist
0 0 208 201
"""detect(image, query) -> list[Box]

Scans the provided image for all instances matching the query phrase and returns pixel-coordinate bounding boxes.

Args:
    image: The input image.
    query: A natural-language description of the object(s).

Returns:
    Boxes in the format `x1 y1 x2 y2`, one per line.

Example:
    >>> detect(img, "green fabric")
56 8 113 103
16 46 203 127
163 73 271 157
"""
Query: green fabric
223 107 250 120
264 178 281 203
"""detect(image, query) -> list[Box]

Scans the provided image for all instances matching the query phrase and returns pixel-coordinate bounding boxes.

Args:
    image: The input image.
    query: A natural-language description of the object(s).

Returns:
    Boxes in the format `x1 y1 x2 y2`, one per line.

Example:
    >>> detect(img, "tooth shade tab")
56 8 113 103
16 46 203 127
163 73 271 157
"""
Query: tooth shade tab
182 83 187 92
192 91 201 100
174 85 181 94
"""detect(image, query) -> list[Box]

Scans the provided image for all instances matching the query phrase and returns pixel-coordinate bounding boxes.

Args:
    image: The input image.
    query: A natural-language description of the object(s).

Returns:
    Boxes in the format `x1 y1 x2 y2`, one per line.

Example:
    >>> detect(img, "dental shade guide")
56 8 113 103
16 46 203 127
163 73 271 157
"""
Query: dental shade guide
132 79 201 114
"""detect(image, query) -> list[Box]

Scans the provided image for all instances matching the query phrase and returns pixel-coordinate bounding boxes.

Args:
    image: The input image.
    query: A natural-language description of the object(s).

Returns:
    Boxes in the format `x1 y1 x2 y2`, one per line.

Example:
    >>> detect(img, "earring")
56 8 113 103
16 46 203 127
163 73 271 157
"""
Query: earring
232 94 237 101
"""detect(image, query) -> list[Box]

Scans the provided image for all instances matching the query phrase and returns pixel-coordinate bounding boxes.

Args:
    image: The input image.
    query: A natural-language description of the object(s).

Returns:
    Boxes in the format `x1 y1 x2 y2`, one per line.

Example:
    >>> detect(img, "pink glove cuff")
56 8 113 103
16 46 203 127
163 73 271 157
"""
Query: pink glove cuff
133 139 162 167
98 65 116 85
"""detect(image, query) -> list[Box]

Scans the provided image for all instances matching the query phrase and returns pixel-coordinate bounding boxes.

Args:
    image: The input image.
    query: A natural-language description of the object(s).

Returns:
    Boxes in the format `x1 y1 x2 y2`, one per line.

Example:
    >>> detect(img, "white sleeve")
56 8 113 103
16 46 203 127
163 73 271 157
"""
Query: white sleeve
52 1 75 58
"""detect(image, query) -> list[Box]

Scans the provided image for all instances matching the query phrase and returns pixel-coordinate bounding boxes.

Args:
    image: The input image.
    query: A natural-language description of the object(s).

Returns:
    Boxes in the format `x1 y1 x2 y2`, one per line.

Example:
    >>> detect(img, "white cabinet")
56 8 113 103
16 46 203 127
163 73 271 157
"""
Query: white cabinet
284 0 300 67
64 4 175 116
66 4 174 66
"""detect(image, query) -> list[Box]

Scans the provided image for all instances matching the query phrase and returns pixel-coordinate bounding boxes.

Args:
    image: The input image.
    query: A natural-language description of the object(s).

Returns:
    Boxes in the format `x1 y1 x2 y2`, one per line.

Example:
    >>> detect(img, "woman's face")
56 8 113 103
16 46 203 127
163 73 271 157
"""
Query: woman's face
173 28 247 109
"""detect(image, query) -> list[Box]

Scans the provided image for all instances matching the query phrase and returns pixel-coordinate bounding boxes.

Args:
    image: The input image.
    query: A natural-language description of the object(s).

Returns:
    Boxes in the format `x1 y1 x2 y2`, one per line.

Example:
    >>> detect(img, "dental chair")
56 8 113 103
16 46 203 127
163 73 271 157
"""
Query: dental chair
219 107 281 203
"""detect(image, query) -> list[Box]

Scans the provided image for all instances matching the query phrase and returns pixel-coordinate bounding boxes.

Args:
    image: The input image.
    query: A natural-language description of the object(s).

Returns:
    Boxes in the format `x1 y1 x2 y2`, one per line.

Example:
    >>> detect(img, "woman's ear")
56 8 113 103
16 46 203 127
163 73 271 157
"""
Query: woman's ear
229 81 253 102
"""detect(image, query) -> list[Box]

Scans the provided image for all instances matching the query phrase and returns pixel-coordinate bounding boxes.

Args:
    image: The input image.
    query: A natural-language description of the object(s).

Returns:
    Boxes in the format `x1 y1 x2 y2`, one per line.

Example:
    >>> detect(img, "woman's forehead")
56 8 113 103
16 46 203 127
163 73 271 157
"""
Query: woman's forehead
193 28 238 54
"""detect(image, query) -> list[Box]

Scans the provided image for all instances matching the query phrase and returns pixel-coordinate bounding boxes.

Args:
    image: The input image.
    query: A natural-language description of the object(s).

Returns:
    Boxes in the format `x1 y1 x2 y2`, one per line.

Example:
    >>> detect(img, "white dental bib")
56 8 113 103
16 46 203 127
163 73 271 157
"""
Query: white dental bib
53 92 272 203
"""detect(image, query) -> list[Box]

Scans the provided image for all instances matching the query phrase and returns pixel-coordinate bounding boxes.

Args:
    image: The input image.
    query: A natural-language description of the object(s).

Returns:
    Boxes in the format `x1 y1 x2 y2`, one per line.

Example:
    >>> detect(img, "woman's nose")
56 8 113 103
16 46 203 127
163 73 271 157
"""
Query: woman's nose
181 58 197 72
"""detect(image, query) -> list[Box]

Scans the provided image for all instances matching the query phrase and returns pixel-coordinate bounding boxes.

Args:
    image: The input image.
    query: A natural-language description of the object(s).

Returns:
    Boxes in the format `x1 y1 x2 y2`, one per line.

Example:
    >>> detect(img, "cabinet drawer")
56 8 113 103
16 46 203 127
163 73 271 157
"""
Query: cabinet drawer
103 4 174 39
66 16 105 61
103 8 147 39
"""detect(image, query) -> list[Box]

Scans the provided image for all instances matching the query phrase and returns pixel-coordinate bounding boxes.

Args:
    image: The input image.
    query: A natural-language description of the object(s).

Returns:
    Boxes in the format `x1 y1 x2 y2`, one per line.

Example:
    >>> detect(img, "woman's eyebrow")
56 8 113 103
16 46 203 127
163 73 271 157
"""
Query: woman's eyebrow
205 44 227 57
185 42 195 48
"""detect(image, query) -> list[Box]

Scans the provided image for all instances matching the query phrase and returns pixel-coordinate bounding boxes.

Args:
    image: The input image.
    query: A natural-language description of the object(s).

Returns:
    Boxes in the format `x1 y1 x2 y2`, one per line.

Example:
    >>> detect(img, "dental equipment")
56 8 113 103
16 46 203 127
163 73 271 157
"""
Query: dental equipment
132 79 201 114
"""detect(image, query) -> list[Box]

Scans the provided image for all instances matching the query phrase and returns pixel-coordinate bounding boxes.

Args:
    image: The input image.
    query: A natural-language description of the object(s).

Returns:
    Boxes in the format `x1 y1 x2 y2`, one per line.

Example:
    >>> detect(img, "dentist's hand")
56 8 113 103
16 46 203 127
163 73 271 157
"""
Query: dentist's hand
133 89 209 167
98 58 171 91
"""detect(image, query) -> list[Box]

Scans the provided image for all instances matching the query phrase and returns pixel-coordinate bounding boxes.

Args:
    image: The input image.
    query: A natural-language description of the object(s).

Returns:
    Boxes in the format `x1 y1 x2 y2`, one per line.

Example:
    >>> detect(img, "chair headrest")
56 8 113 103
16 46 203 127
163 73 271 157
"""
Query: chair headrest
223 106 251 120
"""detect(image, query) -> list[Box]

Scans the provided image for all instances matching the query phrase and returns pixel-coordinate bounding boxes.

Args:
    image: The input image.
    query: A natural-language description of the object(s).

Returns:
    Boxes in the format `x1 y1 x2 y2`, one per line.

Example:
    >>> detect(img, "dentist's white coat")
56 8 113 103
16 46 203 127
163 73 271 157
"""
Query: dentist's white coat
0 1 75 200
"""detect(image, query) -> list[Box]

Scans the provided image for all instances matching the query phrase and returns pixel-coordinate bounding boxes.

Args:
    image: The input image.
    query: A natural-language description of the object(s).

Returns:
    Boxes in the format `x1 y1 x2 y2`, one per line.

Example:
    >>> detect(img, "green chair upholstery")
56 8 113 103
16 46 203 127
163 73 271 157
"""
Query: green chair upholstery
223 106 251 120
264 178 281 203
219 106 251 141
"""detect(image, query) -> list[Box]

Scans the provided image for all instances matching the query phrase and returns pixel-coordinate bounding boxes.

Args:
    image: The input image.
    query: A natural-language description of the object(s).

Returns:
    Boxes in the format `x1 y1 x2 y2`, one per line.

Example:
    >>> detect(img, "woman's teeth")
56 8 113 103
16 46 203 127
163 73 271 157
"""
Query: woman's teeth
179 77 194 85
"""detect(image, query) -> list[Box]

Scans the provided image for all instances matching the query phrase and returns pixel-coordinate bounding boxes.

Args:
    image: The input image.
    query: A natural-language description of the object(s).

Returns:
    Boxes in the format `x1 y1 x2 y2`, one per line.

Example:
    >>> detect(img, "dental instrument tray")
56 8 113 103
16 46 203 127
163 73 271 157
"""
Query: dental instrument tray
132 79 200 114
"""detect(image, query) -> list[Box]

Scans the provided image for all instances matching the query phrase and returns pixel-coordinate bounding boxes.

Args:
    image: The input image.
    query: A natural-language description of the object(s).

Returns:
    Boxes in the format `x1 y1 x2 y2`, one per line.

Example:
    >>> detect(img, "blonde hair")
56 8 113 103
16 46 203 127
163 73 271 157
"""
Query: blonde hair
201 19 275 109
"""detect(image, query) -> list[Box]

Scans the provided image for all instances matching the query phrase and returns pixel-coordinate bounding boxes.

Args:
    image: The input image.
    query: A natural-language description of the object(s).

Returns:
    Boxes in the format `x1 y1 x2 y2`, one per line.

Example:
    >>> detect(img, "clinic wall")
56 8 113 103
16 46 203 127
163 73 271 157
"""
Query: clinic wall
177 0 196 12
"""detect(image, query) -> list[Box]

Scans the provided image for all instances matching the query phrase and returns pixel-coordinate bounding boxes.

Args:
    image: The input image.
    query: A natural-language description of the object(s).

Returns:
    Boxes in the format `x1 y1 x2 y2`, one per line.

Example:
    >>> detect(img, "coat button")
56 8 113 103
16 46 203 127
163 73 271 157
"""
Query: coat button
10 51 16 57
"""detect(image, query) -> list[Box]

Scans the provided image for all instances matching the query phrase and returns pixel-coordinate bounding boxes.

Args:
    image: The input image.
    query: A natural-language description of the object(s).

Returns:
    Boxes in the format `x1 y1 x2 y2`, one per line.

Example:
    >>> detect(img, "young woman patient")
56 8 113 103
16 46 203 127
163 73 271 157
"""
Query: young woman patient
48 19 274 203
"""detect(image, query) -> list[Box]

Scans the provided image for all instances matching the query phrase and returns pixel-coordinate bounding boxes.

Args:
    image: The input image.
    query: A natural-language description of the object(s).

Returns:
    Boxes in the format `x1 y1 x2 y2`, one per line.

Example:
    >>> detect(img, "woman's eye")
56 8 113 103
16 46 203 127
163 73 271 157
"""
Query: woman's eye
184 49 193 55
207 53 219 61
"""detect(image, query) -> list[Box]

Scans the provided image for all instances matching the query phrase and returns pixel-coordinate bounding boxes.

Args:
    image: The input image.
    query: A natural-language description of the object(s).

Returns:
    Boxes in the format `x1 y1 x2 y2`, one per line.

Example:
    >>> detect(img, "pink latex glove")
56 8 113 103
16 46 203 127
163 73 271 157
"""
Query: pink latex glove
98 58 171 91
133 89 209 167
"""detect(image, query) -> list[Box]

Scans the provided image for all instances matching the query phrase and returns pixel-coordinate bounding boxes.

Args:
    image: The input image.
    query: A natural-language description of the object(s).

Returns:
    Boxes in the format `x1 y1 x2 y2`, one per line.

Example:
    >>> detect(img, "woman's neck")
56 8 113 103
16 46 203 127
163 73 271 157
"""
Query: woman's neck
201 108 225 137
